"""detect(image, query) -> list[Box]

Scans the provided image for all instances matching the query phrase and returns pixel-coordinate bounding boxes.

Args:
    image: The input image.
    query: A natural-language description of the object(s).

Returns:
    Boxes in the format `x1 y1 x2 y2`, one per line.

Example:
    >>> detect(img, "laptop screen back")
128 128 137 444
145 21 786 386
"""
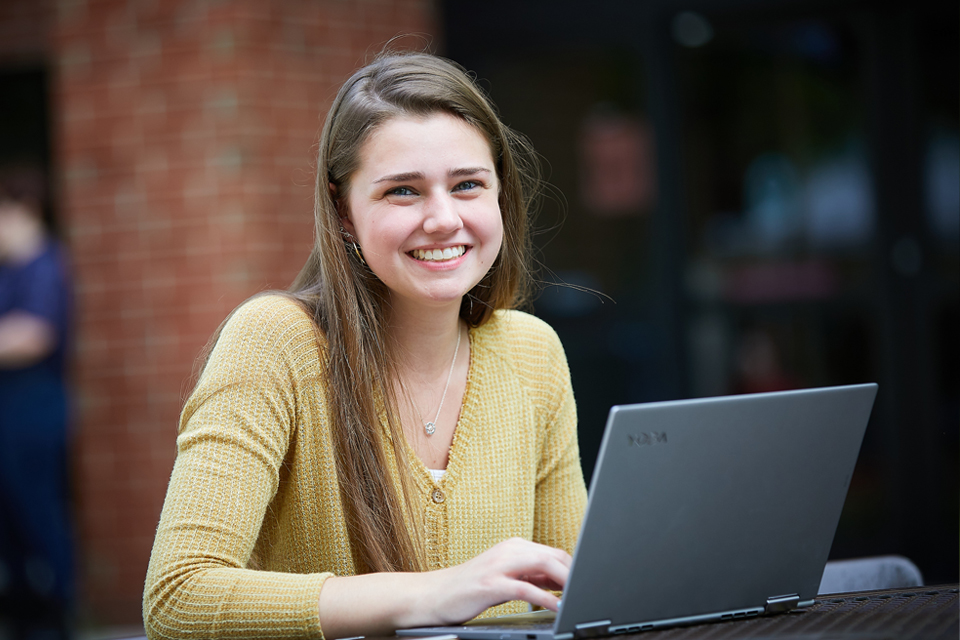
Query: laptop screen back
555 384 877 635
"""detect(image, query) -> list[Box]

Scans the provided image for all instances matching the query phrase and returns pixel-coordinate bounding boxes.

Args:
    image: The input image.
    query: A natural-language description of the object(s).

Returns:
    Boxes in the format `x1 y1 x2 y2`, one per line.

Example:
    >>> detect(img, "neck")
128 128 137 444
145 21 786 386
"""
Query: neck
386 298 463 378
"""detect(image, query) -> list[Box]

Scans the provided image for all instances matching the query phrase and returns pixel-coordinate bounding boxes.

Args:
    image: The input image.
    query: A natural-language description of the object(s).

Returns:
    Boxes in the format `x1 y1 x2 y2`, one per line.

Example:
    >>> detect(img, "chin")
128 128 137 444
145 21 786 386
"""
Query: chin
404 287 475 310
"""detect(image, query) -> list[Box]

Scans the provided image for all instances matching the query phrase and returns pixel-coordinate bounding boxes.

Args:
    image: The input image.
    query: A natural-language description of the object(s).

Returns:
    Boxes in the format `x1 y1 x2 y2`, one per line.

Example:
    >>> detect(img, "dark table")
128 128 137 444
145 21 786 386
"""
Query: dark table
594 584 959 639
386 585 959 640
118 584 959 640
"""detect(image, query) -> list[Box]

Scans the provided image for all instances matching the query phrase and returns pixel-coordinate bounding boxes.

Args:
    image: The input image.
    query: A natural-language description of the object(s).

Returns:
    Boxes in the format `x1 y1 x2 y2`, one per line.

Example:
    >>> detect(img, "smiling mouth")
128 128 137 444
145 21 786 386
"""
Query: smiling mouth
410 245 467 262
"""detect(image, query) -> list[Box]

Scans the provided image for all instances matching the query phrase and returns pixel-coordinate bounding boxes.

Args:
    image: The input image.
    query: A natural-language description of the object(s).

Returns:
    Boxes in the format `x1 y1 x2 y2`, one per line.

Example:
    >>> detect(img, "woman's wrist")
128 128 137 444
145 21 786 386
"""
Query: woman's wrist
317 569 450 638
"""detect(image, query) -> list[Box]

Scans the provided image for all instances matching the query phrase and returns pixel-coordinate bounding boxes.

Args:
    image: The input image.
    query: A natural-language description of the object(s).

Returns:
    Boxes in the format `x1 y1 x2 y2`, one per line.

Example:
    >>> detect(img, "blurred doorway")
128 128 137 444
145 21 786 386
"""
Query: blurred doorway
0 66 53 227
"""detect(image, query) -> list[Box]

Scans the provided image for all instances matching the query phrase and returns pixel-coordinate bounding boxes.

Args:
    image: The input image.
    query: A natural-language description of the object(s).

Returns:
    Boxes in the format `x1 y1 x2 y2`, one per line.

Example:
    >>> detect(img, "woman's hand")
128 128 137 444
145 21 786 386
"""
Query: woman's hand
432 538 571 622
318 538 572 639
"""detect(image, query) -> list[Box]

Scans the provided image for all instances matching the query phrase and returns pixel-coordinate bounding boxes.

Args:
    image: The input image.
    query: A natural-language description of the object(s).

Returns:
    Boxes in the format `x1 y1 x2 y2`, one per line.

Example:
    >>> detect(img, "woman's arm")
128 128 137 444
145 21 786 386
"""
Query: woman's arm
0 310 56 368
319 538 571 638
532 323 589 556
144 297 332 639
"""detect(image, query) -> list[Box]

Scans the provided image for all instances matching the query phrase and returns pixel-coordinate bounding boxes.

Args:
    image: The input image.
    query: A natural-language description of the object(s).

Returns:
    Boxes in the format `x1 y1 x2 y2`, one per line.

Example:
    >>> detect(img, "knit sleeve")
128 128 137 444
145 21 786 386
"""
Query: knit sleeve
531 323 588 556
143 295 331 640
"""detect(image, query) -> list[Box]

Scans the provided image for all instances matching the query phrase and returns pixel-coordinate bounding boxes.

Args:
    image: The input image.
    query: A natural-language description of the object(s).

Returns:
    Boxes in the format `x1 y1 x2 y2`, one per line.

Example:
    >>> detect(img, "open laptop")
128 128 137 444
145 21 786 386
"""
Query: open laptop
398 383 878 639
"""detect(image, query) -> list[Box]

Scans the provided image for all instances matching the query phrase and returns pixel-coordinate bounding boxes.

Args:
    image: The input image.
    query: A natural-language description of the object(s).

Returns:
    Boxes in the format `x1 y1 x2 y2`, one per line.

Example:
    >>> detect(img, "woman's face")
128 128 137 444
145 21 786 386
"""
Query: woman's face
342 112 503 315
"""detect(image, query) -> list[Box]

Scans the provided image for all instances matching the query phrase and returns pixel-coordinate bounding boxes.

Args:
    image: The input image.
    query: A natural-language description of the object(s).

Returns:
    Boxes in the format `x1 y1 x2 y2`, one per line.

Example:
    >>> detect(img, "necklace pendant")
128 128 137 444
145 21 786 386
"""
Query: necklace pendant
419 325 461 439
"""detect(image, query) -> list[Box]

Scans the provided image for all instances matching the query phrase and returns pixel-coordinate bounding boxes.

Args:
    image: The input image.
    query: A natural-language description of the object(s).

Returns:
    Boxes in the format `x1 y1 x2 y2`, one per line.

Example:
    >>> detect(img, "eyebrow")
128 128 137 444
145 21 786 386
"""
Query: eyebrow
373 167 493 184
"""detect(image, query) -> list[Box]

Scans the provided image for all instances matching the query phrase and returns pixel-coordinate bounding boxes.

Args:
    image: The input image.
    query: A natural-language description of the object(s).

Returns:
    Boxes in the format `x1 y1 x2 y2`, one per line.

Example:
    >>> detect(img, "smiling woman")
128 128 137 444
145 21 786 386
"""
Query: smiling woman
143 51 587 640
342 113 503 315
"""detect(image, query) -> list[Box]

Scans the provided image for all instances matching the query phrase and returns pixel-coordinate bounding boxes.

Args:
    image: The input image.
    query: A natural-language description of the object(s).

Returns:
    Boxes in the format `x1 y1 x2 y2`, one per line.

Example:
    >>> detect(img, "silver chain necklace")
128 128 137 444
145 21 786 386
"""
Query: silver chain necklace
424 325 462 436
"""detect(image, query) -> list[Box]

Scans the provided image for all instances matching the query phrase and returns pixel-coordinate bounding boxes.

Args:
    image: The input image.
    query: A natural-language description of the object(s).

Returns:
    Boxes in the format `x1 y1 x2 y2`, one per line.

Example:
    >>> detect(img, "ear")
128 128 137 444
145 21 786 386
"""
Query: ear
328 181 341 212
340 214 357 236
329 181 356 234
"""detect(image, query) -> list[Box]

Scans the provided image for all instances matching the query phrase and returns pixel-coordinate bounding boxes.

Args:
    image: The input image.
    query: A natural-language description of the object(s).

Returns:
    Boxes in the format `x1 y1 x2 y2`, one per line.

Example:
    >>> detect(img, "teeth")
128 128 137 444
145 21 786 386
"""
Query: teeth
413 246 465 262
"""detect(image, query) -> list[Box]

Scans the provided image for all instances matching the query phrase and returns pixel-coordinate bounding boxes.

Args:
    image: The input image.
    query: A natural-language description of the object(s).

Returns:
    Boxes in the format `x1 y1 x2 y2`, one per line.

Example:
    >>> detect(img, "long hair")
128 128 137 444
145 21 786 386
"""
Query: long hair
288 51 542 574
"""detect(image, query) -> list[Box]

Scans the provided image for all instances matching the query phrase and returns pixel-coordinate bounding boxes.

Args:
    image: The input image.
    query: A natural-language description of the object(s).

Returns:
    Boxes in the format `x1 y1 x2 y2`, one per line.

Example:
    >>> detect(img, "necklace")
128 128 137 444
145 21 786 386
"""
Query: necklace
424 324 462 436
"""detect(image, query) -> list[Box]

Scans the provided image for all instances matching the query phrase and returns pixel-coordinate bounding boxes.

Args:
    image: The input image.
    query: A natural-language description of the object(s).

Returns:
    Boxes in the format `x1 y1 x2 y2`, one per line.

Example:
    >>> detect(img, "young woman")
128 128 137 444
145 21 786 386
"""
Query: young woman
143 51 587 640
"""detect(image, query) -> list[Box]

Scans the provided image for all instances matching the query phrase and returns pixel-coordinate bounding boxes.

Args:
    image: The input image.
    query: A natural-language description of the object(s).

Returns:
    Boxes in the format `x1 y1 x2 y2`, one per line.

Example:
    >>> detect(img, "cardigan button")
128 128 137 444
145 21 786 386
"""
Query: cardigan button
431 489 445 504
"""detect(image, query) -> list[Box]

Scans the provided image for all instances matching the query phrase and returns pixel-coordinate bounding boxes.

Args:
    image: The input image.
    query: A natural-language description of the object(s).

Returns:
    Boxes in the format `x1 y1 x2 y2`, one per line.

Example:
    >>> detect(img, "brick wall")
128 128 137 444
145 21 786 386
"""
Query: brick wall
45 0 438 626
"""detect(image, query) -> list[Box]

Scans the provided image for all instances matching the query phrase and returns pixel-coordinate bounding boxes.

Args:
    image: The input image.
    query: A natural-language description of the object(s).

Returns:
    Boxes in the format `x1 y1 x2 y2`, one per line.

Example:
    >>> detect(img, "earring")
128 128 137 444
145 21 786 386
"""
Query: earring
339 225 367 267
352 242 367 266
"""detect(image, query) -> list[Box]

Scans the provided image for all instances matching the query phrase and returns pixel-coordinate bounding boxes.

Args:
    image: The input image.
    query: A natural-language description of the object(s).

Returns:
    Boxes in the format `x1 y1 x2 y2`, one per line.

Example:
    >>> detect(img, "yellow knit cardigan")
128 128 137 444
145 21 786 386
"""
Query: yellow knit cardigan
143 295 587 639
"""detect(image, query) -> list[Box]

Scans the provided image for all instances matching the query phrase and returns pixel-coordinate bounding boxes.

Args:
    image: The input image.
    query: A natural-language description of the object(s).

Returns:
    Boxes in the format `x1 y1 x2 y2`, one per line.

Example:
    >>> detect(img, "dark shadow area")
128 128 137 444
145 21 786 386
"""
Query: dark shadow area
445 0 958 585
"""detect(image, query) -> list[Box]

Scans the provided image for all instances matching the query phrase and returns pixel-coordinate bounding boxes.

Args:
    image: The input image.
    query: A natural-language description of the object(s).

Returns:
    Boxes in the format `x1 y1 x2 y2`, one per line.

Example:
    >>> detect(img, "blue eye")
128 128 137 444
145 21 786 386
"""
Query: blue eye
454 180 481 191
387 186 415 196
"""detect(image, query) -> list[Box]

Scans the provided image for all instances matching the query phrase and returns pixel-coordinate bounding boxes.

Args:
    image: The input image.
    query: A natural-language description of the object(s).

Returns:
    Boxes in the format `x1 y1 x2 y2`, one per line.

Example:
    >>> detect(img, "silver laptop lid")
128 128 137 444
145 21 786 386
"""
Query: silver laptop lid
554 383 877 636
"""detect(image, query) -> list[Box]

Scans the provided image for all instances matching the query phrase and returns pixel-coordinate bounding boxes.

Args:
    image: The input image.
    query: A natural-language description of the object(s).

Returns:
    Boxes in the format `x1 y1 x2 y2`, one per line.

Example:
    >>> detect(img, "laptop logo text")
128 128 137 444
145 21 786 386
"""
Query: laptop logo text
628 432 667 446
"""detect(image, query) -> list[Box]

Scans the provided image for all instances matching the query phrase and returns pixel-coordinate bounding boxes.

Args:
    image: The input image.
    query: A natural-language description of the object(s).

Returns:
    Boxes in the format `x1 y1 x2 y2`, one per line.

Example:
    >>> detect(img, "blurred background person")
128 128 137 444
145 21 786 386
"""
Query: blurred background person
0 166 74 638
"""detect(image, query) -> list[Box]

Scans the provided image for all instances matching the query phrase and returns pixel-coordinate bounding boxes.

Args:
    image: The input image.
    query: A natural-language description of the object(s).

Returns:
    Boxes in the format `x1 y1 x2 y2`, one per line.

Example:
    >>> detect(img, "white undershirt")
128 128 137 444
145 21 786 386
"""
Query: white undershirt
428 469 445 482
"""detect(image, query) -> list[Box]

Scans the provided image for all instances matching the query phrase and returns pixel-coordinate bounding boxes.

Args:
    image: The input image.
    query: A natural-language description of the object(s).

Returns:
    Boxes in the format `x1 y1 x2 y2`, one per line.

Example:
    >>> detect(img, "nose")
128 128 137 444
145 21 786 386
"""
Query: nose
422 191 463 235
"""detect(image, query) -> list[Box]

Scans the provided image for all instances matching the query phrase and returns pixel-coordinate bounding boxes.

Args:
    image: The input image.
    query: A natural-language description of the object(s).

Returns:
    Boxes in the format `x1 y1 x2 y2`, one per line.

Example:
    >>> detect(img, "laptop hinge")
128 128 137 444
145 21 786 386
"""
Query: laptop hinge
574 620 611 638
764 594 800 614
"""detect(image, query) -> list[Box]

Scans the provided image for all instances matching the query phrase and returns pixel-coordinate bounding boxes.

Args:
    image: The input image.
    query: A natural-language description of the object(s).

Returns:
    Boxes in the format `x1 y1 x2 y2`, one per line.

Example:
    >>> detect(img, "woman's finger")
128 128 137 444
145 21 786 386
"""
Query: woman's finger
506 580 562 612
503 543 571 588
520 574 565 591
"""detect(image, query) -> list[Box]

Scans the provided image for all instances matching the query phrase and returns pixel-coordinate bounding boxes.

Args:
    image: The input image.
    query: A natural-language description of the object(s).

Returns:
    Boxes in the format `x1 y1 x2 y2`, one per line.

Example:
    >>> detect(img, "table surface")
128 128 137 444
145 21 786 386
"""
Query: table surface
117 584 959 640
380 584 960 640
608 584 958 639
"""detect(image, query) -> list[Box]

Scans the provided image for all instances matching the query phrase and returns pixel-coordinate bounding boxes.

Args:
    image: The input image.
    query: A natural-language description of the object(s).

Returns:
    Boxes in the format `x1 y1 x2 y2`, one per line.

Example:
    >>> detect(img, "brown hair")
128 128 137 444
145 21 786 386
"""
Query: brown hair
284 51 541 574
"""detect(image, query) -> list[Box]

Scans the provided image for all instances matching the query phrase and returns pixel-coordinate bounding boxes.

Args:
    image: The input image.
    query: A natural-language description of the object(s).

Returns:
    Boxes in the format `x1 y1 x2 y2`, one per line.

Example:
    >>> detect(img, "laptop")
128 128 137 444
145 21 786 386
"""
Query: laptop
398 383 878 639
